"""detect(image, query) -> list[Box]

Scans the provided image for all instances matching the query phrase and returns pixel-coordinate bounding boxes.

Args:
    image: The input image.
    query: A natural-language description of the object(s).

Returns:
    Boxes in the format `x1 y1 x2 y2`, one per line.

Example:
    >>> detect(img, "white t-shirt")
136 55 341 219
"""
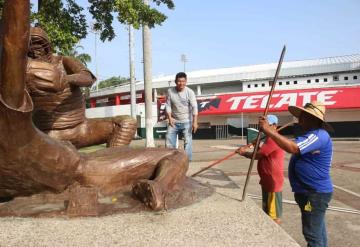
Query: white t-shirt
165 87 198 123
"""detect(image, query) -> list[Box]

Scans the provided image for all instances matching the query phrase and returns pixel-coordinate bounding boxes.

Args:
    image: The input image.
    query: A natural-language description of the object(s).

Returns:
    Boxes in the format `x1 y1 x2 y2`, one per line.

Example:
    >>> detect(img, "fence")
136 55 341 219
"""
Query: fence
215 125 229 139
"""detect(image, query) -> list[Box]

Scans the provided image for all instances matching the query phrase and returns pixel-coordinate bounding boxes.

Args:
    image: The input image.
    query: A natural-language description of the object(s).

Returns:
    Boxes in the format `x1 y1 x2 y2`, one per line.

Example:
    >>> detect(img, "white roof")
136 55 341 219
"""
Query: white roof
90 54 360 97
159 54 360 84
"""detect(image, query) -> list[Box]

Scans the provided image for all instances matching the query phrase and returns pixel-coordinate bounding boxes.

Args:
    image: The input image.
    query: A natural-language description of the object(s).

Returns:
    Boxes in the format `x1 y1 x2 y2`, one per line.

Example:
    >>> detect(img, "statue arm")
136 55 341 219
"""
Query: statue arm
0 0 30 109
62 56 96 87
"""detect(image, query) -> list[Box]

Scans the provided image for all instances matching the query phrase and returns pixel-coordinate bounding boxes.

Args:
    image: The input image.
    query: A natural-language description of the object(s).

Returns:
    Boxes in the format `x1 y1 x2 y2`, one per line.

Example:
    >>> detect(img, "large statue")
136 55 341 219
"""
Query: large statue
0 0 188 212
26 27 136 148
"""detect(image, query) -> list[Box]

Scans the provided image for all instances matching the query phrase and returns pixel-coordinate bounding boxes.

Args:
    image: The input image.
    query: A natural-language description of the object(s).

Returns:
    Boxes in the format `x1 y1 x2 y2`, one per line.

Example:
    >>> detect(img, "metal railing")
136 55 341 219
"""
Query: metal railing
215 125 229 139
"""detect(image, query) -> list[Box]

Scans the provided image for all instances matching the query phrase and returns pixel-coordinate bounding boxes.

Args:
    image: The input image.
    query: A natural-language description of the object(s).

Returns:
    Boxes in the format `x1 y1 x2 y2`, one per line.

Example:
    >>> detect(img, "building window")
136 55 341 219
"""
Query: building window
294 81 298 84
279 82 282 86
285 81 289 85
255 84 258 87
344 76 348 80
324 78 328 82
261 83 265 87
307 79 311 83
333 75 339 81
247 84 251 88
354 75 358 80
315 79 319 83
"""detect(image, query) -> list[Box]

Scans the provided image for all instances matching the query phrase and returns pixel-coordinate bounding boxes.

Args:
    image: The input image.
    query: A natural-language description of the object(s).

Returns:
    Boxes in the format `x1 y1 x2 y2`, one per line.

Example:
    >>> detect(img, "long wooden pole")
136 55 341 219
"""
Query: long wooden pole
190 120 293 177
240 46 286 201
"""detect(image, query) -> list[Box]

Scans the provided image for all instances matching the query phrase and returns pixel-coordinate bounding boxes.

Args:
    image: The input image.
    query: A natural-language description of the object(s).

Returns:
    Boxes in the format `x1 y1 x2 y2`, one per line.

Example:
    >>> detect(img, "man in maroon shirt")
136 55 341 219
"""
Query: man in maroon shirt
237 115 285 224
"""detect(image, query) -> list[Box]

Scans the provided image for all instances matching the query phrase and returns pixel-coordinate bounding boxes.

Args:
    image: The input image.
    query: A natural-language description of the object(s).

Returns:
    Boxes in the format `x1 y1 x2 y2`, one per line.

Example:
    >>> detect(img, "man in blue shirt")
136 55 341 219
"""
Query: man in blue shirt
259 101 333 247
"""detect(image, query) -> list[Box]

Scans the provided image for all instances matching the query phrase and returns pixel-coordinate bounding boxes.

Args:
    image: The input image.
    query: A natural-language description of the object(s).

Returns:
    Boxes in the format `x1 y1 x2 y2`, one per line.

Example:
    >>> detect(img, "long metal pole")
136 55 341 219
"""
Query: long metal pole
142 0 155 147
240 46 286 201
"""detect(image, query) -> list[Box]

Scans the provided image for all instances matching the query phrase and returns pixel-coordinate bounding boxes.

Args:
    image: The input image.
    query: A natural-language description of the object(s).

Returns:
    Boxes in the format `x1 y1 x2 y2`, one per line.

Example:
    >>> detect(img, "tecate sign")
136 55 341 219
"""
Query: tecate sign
197 86 360 115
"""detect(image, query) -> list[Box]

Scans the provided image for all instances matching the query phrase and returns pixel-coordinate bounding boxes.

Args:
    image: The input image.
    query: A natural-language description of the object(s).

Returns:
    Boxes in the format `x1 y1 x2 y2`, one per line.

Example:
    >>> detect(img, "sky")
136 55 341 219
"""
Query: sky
73 0 360 83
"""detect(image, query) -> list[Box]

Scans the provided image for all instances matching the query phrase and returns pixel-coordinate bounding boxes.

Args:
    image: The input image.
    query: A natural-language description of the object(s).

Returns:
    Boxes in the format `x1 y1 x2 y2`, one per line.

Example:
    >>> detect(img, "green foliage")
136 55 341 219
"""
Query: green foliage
60 45 91 66
34 0 87 53
114 0 172 29
0 0 87 54
98 76 130 89
89 0 175 41
0 0 174 50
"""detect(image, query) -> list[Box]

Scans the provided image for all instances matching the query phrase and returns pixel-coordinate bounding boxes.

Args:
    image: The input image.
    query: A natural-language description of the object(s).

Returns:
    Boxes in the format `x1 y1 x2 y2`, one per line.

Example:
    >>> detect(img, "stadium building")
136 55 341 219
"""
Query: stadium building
86 54 360 139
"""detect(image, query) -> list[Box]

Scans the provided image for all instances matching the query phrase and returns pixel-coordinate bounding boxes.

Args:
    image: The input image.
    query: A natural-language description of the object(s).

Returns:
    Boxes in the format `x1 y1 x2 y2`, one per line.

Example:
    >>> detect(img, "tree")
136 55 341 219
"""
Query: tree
61 45 91 66
0 0 87 53
88 0 174 41
33 0 87 53
0 0 174 53
97 76 130 89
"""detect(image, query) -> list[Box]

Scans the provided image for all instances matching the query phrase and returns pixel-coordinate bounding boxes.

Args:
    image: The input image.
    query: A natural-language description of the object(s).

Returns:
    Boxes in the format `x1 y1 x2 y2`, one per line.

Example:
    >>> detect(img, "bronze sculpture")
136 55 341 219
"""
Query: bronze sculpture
0 0 188 212
26 27 136 148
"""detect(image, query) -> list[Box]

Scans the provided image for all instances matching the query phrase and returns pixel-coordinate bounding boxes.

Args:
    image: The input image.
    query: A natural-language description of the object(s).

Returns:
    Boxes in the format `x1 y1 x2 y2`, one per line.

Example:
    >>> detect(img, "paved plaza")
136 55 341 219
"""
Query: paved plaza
187 138 360 247
1 138 359 246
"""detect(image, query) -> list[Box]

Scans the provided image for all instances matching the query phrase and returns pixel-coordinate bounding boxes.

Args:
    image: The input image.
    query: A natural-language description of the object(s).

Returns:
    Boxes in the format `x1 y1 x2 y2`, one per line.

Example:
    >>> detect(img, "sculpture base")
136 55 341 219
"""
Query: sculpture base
0 178 214 217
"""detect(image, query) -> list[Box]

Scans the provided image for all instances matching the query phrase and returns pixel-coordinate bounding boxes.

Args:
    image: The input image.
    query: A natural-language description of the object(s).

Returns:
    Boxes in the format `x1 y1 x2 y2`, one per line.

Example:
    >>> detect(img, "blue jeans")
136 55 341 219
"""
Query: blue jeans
166 121 193 161
294 192 332 247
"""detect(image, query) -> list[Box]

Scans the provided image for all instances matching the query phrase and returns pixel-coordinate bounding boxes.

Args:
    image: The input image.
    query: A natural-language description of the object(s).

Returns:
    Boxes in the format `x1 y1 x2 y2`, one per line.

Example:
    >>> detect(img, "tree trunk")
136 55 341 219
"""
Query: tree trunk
142 0 155 147
129 25 137 121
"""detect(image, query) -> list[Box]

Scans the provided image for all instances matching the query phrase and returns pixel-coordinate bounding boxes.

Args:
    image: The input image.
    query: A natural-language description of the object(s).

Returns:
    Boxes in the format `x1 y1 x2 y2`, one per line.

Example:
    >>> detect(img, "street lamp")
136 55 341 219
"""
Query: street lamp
181 54 188 72
89 23 100 91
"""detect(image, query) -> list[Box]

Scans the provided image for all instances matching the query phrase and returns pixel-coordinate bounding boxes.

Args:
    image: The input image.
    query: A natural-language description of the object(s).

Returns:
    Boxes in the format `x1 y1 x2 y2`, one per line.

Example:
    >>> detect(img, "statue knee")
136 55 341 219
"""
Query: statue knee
107 116 137 147
157 150 189 177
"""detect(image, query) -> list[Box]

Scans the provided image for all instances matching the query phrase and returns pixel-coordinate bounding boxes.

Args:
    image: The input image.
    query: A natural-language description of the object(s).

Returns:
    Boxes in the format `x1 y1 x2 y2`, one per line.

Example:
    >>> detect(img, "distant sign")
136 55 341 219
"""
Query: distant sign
157 86 360 121
196 86 360 115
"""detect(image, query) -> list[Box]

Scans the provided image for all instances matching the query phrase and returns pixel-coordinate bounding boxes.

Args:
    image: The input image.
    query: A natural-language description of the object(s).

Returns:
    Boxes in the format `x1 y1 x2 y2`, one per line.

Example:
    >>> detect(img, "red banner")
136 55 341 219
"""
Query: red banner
157 86 360 120
197 86 360 115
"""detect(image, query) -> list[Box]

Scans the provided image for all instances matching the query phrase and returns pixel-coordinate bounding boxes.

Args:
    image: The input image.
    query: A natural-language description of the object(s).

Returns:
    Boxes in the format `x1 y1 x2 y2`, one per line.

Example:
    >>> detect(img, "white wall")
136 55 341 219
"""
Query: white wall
243 72 360 93
326 109 360 122
85 103 360 130
86 103 159 128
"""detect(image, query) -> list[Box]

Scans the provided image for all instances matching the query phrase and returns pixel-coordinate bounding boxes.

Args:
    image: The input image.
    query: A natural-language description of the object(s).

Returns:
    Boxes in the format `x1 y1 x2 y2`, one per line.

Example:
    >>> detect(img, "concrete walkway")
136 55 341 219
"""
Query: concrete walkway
0 139 299 247
189 138 360 247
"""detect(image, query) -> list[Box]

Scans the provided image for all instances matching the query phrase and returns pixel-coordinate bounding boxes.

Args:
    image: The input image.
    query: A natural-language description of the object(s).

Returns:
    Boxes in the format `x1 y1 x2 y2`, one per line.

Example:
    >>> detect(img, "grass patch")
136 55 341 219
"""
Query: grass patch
79 144 106 153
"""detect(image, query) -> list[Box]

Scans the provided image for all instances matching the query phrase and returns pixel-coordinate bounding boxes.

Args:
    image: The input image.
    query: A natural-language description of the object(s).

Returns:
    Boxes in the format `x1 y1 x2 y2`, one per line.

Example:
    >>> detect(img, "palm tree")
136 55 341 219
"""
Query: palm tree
61 45 91 66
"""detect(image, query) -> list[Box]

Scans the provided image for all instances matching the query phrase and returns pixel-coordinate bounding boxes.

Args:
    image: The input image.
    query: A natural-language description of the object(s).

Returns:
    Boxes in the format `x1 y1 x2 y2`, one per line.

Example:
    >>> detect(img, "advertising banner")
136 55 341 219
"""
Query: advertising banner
196 86 360 115
157 86 360 120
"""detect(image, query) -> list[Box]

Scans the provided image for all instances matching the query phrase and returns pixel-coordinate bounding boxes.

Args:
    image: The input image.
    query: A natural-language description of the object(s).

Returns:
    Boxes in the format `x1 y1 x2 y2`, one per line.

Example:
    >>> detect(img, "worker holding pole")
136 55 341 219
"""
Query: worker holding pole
237 114 284 225
190 120 293 178
259 101 333 247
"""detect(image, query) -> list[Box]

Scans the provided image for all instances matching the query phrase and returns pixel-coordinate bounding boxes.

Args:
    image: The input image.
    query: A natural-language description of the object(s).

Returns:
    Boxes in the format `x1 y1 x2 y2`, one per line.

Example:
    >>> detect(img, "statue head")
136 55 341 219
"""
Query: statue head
28 27 52 61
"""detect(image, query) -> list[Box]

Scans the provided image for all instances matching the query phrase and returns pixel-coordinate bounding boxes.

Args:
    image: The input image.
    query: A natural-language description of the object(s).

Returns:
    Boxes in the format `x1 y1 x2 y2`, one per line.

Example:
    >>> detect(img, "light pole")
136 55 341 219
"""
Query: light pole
181 54 188 72
90 23 99 91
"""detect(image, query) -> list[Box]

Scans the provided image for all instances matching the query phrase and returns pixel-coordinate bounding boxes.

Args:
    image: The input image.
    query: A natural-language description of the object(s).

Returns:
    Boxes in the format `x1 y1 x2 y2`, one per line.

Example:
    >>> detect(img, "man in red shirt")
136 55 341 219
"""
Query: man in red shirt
237 115 285 224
